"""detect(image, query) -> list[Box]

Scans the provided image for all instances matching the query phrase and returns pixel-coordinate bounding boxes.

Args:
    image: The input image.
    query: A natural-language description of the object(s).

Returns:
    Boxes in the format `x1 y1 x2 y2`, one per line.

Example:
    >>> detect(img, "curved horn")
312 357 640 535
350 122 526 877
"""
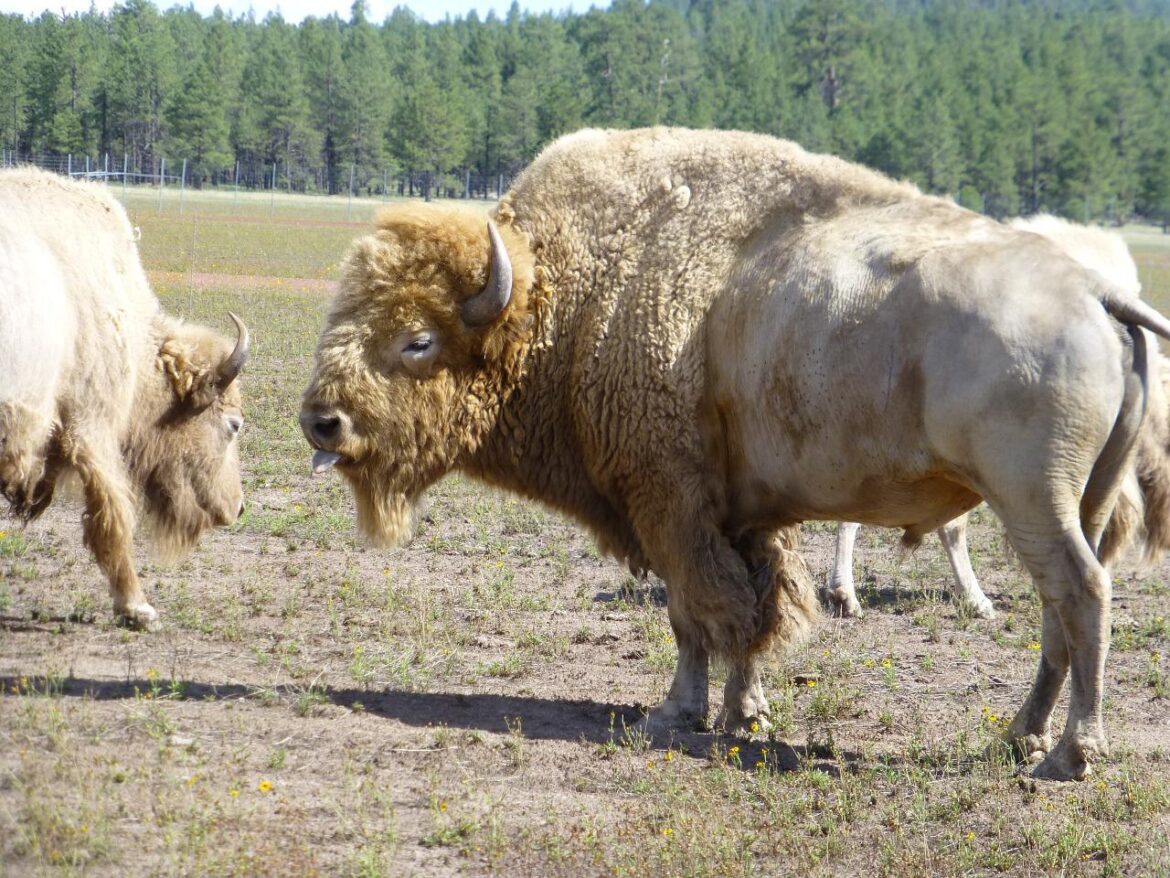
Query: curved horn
217 312 250 387
461 221 513 327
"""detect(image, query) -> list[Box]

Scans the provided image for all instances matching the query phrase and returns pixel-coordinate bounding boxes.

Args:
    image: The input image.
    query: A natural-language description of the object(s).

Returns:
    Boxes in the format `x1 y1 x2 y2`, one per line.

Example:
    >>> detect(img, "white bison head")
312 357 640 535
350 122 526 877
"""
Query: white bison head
300 206 536 547
130 312 250 559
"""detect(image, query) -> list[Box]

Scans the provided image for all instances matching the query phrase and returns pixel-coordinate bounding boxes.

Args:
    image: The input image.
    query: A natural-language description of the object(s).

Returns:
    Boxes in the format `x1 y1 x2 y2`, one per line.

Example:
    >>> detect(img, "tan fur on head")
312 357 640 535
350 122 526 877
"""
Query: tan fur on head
304 205 545 547
370 205 538 361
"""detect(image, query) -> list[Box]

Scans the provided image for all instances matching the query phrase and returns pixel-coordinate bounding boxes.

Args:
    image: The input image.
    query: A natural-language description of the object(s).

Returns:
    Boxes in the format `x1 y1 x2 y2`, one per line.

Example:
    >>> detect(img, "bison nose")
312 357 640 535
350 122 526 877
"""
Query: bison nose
300 409 346 451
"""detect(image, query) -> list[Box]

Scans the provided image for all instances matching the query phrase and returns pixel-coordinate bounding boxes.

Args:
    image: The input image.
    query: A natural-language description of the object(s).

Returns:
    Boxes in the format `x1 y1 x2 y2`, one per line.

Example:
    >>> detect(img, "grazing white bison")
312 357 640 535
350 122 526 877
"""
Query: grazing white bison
300 128 1170 780
827 217 1170 620
0 168 249 629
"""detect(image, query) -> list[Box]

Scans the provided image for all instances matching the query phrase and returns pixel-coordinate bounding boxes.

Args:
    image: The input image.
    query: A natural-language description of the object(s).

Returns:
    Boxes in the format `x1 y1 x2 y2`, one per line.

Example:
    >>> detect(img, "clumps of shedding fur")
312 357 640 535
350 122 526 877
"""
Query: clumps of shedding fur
736 527 819 656
1130 366 1170 565
0 401 56 519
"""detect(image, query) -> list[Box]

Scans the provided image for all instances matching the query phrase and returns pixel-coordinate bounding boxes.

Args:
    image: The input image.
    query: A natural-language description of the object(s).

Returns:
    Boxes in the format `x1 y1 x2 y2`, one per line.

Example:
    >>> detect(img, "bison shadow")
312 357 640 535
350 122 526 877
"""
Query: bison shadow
0 672 861 776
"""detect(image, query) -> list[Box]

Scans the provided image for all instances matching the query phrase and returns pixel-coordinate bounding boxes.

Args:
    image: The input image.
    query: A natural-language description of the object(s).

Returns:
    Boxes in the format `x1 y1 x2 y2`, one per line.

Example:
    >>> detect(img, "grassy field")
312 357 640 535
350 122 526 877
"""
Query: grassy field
2 191 1169 877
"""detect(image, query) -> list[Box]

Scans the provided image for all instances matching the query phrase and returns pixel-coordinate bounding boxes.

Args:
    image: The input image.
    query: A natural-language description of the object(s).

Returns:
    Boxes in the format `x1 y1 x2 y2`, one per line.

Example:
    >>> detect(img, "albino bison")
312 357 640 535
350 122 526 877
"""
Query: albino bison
827 217 1170 620
300 128 1170 780
0 168 249 629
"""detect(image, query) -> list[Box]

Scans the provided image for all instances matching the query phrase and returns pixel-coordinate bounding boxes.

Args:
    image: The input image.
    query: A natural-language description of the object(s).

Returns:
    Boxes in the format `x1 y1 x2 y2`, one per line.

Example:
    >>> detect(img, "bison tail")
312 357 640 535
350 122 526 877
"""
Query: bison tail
1100 289 1170 342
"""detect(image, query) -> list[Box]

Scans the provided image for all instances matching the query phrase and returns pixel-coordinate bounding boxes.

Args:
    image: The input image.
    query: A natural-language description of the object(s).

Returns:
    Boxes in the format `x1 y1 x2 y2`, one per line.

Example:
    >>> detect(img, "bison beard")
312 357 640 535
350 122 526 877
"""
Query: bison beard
301 128 1170 781
344 463 416 548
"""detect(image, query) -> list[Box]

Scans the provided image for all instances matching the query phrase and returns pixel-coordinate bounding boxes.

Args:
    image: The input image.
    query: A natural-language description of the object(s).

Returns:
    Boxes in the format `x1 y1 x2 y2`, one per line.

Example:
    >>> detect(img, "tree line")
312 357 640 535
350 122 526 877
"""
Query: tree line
2 0 1169 221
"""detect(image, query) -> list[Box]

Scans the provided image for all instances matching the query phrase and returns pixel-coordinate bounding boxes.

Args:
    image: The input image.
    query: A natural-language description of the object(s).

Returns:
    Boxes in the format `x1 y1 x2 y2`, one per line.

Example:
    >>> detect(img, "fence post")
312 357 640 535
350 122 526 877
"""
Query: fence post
233 161 240 214
85 155 90 178
158 158 166 212
383 168 388 202
347 163 355 219
179 158 187 215
67 154 72 176
122 153 128 199
464 169 470 200
270 162 277 216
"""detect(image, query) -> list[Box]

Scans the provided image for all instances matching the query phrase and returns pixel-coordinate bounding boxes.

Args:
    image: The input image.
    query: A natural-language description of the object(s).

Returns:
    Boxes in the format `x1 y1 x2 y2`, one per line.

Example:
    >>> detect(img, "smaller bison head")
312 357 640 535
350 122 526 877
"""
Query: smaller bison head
300 206 536 546
129 312 250 559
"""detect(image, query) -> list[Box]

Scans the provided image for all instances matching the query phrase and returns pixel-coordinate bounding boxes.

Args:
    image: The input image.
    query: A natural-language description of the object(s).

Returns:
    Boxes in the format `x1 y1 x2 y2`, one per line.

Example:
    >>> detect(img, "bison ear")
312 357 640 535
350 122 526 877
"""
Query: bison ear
158 340 220 409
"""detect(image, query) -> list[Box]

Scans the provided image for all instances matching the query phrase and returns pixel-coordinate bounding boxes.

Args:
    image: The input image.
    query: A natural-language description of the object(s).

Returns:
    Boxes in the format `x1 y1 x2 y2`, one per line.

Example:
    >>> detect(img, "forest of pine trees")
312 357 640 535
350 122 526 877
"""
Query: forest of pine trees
2 0 1170 222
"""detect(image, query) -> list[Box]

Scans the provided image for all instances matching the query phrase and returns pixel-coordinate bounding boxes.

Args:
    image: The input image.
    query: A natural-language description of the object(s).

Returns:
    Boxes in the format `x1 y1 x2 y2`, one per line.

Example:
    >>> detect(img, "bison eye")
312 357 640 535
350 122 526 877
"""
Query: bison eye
398 331 441 377
225 414 244 437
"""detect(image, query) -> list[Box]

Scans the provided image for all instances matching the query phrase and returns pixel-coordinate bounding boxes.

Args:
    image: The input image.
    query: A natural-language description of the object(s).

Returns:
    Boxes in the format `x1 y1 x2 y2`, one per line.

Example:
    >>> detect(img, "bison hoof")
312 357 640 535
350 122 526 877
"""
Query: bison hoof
1005 730 1051 765
1032 739 1100 782
717 709 771 737
637 701 708 737
964 597 996 620
115 601 160 632
825 587 862 618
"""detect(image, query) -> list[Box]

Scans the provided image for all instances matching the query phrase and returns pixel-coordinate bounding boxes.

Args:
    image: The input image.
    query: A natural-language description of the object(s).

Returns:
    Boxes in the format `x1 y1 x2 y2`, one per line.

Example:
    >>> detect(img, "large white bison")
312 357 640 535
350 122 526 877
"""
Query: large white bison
0 168 249 629
826 217 1170 620
300 128 1170 780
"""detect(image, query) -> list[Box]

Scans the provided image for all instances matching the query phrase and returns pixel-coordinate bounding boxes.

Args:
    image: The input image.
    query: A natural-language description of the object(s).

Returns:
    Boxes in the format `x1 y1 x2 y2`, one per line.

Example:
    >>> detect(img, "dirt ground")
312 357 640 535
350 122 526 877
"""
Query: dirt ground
3 483 1169 876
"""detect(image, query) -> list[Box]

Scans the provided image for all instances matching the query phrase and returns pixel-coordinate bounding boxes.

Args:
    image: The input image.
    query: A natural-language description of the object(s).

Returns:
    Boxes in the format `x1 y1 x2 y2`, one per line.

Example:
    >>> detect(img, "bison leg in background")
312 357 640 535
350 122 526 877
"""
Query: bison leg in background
937 516 996 619
74 436 158 631
827 515 994 619
826 521 862 616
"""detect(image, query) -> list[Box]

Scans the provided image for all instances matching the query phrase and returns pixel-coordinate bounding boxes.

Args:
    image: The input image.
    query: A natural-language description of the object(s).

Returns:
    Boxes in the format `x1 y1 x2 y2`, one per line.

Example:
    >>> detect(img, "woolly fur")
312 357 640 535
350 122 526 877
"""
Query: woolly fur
0 168 246 621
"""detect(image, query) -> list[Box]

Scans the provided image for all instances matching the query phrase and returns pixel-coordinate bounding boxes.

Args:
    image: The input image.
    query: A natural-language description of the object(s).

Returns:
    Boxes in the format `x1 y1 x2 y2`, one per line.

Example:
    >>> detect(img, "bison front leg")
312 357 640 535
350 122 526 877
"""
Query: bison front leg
634 518 756 735
720 528 818 734
75 442 158 631
641 618 710 734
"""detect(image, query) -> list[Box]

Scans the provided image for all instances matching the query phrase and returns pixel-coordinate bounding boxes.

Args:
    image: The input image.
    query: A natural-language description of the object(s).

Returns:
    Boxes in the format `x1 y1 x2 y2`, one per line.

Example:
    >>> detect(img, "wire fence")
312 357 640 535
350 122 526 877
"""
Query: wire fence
0 150 517 210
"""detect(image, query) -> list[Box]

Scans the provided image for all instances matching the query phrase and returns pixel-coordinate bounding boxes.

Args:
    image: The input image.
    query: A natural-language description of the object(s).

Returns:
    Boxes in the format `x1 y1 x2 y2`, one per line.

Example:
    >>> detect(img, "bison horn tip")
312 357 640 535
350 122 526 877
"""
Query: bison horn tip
218 312 251 387
461 221 513 327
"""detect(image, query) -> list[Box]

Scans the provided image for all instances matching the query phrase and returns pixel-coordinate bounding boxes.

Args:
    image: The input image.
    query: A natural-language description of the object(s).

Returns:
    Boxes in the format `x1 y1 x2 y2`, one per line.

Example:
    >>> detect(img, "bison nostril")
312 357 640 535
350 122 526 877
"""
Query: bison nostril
300 410 346 451
313 416 341 442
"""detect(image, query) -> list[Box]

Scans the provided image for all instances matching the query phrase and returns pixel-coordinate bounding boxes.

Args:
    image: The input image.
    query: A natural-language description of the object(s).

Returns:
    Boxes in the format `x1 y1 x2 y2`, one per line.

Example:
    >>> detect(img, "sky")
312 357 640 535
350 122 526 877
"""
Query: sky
0 0 591 23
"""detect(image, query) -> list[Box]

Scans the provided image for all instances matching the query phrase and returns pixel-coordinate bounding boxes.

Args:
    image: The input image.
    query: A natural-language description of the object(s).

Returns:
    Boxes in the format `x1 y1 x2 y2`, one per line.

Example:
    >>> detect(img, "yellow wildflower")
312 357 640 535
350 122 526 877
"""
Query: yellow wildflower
806 679 818 688
258 780 273 793
1026 642 1041 650
439 801 448 812
663 750 674 763
728 745 740 757
661 827 674 838
750 721 760 734
229 788 240 799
